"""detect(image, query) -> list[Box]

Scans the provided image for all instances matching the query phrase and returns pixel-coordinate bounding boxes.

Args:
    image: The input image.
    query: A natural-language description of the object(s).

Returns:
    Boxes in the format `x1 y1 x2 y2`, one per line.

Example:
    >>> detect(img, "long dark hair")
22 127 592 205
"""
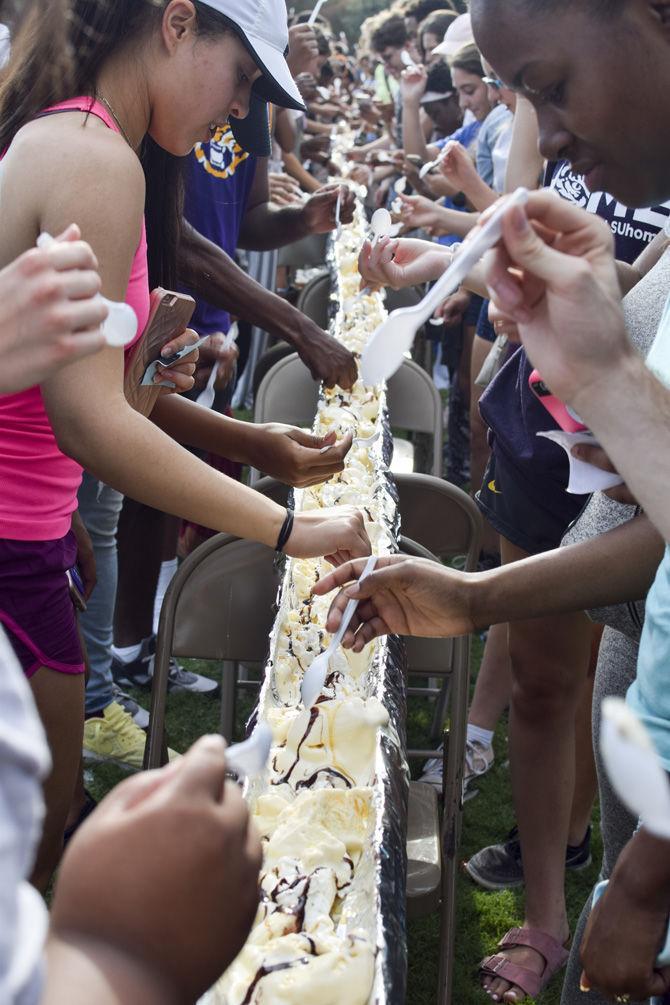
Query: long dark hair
0 0 231 288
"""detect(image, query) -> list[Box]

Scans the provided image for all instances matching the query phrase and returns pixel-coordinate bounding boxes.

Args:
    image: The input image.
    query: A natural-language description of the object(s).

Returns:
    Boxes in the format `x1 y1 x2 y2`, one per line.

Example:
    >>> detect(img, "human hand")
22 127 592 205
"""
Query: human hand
483 190 627 411
436 288 472 327
439 140 479 193
358 234 451 291
193 333 239 393
400 64 428 106
293 318 358 389
70 510 97 601
394 192 442 232
313 555 474 648
487 301 520 342
299 134 331 164
50 735 262 1005
285 506 371 565
251 424 353 488
155 328 200 394
269 172 304 206
570 444 637 505
295 72 319 103
580 832 670 1001
287 23 319 77
302 184 356 233
0 223 107 394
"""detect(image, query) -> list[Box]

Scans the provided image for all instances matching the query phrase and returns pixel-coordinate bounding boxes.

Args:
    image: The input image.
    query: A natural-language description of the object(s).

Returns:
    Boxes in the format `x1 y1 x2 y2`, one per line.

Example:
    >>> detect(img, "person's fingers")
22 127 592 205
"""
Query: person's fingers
52 223 82 244
98 758 185 814
59 269 103 301
161 328 200 358
313 555 396 596
47 239 100 274
57 298 109 334
167 733 229 802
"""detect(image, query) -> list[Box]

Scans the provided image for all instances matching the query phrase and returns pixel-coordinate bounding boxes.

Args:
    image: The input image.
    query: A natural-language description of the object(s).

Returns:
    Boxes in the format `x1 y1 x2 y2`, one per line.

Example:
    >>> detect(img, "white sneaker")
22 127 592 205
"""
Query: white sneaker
419 736 495 799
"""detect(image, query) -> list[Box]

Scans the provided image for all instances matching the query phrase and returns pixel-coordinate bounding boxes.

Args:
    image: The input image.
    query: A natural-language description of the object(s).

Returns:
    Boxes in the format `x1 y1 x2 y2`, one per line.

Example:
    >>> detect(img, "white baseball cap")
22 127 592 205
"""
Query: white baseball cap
200 0 306 155
431 12 474 60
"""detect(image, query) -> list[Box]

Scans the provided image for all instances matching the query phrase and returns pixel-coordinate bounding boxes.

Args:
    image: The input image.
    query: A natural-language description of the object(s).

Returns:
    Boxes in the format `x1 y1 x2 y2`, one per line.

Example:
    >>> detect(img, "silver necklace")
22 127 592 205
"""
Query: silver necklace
96 91 135 149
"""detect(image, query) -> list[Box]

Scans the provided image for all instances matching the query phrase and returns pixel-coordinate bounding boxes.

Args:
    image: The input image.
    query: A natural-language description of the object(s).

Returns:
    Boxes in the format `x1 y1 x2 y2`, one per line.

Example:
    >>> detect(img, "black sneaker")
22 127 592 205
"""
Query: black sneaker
463 825 592 891
112 639 219 697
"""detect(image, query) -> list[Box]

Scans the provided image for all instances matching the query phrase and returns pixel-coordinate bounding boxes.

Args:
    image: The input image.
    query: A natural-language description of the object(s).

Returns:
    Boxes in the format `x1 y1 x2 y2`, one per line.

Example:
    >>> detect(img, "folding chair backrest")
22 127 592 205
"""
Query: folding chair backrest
161 534 280 664
253 353 319 428
395 473 482 571
400 536 455 672
387 359 443 477
252 342 293 403
296 271 331 329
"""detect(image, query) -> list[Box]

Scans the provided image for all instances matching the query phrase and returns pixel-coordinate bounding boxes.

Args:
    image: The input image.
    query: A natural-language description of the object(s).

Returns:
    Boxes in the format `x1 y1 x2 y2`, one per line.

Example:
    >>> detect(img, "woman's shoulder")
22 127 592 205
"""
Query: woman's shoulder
6 112 145 207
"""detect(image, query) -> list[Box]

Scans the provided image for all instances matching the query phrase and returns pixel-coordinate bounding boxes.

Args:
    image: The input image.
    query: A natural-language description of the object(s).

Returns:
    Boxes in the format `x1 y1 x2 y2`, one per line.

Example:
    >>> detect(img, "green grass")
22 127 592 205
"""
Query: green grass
84 638 600 1005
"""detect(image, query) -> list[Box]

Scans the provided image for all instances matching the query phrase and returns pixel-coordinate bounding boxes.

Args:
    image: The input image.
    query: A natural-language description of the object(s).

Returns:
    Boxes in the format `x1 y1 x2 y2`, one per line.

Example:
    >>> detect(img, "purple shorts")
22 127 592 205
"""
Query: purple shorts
0 530 85 678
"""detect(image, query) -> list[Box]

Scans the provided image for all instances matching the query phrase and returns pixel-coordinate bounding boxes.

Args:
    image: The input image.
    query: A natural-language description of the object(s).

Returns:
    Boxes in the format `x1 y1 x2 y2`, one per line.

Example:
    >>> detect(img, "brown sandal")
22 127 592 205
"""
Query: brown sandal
479 926 570 999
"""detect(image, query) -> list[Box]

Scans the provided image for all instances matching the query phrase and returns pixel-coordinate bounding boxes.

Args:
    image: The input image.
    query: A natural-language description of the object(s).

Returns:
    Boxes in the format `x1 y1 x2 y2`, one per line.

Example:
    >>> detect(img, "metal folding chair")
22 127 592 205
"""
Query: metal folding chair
143 534 280 770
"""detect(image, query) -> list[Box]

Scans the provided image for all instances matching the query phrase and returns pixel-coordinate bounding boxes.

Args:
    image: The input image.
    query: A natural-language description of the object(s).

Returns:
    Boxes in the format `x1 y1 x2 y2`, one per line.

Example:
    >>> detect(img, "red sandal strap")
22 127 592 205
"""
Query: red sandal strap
480 954 544 999
498 927 570 971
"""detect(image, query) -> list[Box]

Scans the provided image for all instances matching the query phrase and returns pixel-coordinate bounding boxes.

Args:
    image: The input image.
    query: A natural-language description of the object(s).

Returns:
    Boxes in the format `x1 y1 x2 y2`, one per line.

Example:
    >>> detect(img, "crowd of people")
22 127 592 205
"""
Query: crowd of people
1 0 669 1003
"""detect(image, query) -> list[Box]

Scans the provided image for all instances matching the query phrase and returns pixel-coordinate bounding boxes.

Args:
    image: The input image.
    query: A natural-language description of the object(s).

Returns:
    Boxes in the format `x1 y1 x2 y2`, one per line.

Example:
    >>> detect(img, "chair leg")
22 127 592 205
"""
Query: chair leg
144 642 173 770
220 660 237 742
437 638 471 1005
430 676 452 742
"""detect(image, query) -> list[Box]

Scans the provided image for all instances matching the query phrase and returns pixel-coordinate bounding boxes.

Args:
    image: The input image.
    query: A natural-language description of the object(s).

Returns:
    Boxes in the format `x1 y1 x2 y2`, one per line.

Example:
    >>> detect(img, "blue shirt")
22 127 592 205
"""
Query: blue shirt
627 295 670 769
434 120 482 248
476 104 513 188
183 125 257 336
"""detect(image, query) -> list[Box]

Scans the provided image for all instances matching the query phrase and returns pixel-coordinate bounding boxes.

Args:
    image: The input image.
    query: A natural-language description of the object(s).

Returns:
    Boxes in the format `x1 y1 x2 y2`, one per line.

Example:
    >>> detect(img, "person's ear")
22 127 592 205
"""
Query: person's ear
161 0 198 53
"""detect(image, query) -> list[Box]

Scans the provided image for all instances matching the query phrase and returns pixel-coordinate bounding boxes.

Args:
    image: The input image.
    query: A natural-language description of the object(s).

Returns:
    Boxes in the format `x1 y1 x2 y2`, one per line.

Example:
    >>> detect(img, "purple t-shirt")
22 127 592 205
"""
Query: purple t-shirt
183 125 257 335
479 163 670 498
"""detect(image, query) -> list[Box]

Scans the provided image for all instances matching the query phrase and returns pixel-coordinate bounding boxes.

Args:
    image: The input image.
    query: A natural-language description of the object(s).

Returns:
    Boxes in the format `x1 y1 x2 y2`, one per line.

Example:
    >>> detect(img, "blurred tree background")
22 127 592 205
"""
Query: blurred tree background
290 0 467 43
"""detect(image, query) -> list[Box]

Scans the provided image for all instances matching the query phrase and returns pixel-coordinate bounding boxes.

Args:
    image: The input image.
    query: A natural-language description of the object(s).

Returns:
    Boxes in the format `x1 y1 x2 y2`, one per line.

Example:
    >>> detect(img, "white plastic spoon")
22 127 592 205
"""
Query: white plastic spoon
196 322 238 409
395 176 408 195
360 187 529 385
334 187 343 240
226 722 273 779
418 140 456 180
369 207 392 246
400 49 416 69
141 333 212 386
600 697 670 840
301 555 378 708
307 0 328 25
37 232 138 348
343 286 372 312
353 428 382 447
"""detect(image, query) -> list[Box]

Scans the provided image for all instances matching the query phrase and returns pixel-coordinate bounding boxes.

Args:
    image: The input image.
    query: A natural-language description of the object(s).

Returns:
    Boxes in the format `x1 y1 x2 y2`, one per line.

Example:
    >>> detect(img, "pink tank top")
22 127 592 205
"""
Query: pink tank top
0 98 150 541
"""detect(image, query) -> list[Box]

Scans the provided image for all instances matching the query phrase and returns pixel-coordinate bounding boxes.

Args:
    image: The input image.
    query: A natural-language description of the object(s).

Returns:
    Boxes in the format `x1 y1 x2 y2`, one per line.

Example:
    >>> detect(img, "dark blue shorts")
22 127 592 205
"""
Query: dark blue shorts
476 449 590 555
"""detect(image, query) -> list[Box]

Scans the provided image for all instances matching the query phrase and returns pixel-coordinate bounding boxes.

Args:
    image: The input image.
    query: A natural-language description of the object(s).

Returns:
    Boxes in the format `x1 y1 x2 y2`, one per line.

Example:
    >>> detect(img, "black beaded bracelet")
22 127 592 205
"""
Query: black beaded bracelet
275 508 295 553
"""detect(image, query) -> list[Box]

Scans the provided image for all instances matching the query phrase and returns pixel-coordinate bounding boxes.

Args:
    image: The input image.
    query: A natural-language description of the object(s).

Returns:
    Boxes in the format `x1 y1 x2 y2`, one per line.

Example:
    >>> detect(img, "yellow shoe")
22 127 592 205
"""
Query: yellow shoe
83 701 178 771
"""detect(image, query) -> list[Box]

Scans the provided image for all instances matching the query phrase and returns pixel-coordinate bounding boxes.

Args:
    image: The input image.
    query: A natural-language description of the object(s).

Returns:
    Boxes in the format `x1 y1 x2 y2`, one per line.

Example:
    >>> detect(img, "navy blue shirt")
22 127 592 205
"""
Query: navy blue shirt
479 164 670 497
183 125 257 335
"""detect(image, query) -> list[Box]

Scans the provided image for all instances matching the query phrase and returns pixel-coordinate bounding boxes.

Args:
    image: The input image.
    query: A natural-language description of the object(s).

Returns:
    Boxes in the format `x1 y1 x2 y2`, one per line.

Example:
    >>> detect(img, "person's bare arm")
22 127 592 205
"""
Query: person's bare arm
29 127 365 559
616 228 670 296
400 65 439 164
178 220 357 388
504 95 544 193
283 150 321 193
